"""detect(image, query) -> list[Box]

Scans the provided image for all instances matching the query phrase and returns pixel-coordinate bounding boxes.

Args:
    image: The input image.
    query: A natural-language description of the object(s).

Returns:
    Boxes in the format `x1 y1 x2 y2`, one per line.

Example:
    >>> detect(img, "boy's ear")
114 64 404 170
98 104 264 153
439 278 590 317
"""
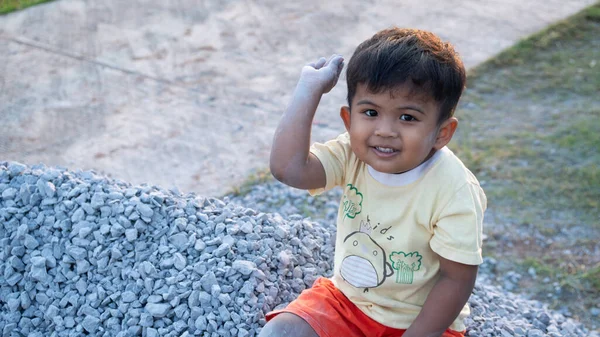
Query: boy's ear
434 117 458 150
340 106 351 131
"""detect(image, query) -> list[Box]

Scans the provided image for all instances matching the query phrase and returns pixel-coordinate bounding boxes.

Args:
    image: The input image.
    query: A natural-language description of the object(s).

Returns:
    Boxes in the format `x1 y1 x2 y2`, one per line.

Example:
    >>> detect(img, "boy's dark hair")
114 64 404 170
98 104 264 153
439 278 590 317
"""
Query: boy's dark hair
346 27 466 123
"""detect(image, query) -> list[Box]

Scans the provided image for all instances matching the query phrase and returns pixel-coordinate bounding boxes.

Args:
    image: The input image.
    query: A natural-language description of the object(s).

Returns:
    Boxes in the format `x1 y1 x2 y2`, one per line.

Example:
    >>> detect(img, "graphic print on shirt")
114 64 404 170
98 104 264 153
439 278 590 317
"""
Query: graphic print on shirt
341 216 394 292
342 184 362 220
389 251 422 284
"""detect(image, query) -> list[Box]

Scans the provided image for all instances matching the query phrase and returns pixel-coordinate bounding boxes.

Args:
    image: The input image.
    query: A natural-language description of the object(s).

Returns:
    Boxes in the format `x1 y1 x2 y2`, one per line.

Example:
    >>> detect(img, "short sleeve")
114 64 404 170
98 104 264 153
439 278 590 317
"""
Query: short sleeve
308 133 351 196
429 182 487 265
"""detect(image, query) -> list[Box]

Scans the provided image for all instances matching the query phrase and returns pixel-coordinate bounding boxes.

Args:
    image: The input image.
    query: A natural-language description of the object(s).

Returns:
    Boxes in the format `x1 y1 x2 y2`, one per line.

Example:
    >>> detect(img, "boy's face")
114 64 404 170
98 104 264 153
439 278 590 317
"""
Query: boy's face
340 83 457 174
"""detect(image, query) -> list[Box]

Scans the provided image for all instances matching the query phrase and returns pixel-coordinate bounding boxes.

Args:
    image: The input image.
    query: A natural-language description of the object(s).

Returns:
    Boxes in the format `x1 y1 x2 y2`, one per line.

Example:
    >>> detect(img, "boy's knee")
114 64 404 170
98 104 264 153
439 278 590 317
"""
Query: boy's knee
258 313 319 337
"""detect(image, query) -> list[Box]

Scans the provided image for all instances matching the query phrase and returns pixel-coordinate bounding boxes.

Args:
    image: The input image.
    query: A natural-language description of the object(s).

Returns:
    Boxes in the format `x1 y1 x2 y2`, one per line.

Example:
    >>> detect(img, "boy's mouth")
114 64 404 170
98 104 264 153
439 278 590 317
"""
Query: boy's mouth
373 146 399 157
374 146 397 153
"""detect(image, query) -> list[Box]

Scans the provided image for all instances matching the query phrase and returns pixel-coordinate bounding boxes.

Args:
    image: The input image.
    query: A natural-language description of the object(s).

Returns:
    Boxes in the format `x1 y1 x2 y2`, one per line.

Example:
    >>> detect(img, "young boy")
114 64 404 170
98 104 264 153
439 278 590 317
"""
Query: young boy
261 28 486 337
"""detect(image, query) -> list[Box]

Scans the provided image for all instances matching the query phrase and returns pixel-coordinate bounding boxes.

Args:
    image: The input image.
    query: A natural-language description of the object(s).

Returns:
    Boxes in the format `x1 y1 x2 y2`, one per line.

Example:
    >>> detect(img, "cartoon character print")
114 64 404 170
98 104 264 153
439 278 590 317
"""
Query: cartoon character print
340 217 394 292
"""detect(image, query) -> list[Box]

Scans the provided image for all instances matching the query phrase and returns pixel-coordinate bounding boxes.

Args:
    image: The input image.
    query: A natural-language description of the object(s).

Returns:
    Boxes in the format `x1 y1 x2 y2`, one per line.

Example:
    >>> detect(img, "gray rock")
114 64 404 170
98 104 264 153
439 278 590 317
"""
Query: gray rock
2 187 17 199
81 316 100 333
125 228 138 242
146 327 159 337
67 246 87 260
232 260 257 276
8 162 27 175
528 329 545 337
200 272 219 293
145 303 171 318
24 235 39 250
136 203 154 218
213 243 231 257
173 252 187 270
90 193 105 209
169 233 188 249
195 315 207 331
121 291 137 303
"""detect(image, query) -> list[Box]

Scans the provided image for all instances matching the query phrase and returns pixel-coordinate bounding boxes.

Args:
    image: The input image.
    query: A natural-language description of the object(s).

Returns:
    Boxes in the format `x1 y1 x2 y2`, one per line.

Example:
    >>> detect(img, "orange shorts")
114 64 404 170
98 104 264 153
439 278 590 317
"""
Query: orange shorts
266 277 465 337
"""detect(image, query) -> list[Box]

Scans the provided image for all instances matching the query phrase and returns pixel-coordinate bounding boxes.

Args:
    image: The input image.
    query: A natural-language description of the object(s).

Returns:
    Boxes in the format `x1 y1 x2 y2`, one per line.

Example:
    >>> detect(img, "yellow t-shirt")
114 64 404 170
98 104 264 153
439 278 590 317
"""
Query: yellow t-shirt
309 133 487 331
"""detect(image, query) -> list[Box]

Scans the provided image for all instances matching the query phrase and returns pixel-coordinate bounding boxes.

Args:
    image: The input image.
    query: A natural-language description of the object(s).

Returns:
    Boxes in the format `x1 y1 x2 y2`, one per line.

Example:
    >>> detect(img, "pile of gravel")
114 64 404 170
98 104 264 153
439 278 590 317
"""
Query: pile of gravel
1 162 597 337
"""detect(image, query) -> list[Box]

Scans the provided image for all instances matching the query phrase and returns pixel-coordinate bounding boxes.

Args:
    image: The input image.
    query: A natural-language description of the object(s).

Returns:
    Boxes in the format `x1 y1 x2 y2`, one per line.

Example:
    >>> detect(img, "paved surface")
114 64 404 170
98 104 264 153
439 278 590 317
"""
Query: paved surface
0 0 596 196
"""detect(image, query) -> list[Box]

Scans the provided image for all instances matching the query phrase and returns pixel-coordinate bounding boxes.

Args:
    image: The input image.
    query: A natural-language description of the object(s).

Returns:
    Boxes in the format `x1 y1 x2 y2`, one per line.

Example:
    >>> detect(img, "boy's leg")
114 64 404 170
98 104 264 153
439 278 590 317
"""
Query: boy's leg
258 312 319 337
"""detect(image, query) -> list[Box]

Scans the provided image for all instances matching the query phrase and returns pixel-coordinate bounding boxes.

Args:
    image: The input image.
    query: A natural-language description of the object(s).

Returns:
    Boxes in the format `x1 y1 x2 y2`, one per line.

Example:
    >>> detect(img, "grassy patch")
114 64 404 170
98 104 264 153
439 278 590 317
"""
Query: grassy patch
452 2 600 226
581 264 600 292
0 0 53 15
225 168 273 197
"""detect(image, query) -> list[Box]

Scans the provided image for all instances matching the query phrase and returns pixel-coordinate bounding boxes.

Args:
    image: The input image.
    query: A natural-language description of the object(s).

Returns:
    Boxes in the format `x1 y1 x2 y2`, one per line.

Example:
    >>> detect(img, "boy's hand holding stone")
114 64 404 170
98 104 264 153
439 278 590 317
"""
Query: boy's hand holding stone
269 54 343 190
298 54 344 94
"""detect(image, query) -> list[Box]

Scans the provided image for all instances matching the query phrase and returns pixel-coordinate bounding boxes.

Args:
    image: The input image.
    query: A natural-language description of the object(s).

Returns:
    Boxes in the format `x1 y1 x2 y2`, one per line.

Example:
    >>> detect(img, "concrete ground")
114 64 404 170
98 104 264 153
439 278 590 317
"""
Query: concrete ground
0 0 596 196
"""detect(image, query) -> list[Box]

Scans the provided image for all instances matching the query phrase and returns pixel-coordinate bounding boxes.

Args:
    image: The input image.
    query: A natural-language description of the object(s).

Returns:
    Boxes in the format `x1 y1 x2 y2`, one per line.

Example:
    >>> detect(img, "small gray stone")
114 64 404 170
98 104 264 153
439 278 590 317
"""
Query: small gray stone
211 284 221 298
24 234 39 249
36 180 56 198
6 273 23 286
173 252 187 270
240 222 253 234
64 316 76 328
75 279 87 295
139 312 153 327
237 327 250 337
146 328 159 337
147 295 163 303
7 297 20 312
29 267 48 283
213 242 231 257
200 271 218 292
30 256 46 268
20 292 31 309
232 260 256 276
527 329 544 337
8 162 27 175
125 228 138 242
46 305 60 319
121 291 137 303
195 316 207 331
218 305 231 322
145 303 171 317
218 293 232 305
90 193 105 209
536 312 551 325
2 187 17 199
198 292 211 306
169 233 188 249
67 246 87 260
136 203 154 218
194 238 206 251
81 316 100 333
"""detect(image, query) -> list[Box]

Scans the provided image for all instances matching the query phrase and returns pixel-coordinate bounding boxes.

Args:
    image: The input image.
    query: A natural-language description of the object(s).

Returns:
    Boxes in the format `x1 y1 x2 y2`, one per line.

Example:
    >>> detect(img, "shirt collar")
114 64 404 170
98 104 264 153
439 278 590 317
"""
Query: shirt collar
367 147 447 186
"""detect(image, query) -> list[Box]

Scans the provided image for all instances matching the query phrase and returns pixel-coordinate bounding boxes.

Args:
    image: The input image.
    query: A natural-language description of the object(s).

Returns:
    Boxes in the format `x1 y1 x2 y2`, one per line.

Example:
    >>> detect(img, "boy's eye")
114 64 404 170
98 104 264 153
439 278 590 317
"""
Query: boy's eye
400 114 416 122
364 109 378 117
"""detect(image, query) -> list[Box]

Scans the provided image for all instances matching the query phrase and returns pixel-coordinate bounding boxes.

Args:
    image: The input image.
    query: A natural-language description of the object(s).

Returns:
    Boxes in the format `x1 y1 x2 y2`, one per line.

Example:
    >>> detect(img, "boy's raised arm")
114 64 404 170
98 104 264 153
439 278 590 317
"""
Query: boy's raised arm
269 55 344 190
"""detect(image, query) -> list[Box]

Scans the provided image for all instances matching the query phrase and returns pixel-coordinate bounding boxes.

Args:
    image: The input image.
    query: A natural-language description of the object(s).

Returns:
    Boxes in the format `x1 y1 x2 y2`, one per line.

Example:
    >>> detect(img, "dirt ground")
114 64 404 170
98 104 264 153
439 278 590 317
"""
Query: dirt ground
0 0 596 196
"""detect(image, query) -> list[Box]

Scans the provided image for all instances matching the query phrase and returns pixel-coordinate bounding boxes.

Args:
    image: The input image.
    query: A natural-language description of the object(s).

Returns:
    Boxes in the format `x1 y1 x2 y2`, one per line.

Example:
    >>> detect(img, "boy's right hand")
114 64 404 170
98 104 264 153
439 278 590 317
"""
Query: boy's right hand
298 54 344 94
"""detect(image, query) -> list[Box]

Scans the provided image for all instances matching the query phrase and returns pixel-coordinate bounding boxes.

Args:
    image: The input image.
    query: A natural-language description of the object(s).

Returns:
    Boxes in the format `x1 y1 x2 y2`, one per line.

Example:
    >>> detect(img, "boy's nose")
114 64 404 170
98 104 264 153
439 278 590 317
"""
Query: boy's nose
374 123 398 138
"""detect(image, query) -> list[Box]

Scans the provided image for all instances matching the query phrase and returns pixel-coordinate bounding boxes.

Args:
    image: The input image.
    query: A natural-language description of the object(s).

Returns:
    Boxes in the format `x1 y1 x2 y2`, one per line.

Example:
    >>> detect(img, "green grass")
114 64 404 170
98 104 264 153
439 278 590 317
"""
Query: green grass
582 264 600 291
0 0 53 15
452 2 600 226
225 168 273 197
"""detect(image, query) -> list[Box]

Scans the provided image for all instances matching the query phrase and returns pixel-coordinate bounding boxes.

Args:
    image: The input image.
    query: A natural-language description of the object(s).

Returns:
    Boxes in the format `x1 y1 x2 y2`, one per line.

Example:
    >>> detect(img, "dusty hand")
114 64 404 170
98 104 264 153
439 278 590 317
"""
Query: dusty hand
298 54 344 94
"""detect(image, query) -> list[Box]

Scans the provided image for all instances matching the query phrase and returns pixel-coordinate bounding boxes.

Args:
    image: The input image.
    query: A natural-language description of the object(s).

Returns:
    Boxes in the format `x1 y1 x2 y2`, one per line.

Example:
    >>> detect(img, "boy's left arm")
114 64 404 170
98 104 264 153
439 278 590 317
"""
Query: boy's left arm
403 256 478 337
